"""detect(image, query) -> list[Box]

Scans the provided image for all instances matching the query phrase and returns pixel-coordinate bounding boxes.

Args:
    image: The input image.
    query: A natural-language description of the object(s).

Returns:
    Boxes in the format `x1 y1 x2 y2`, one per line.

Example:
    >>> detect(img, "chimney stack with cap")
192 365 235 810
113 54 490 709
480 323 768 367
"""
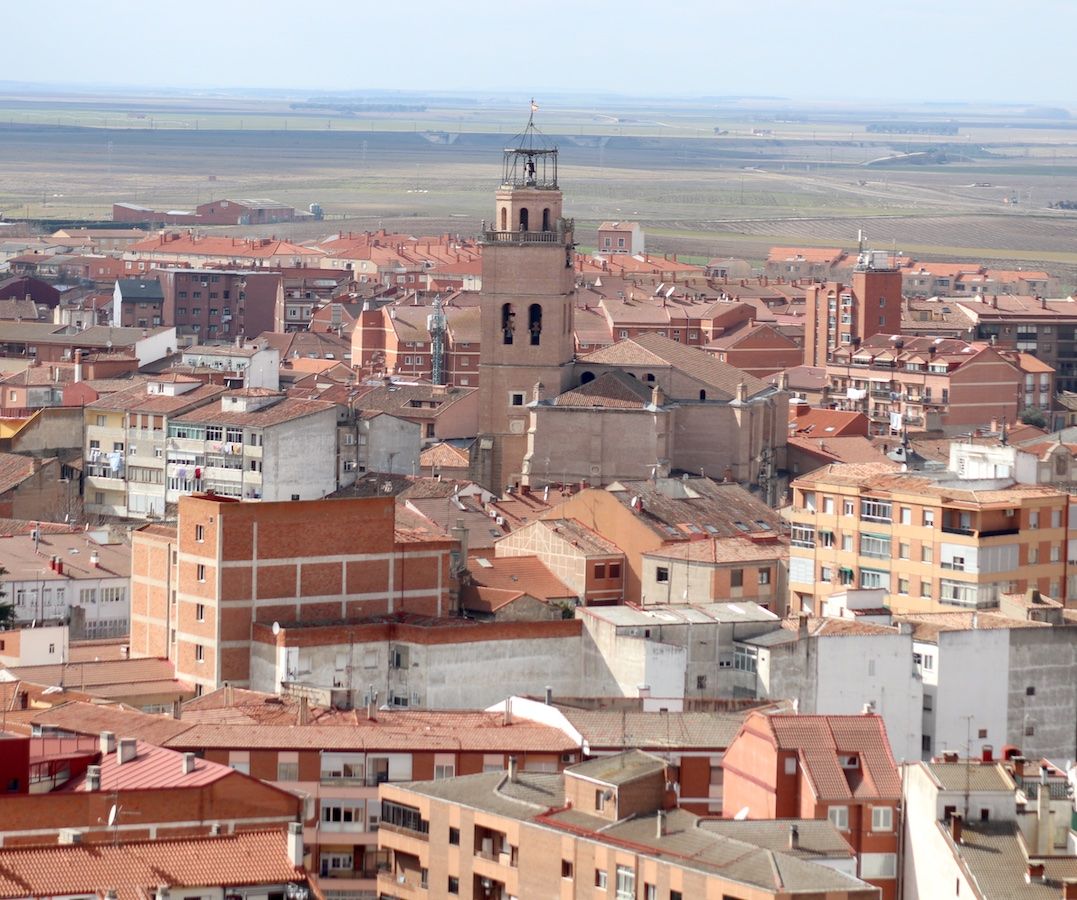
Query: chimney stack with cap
86 765 101 792
508 756 518 783
182 752 197 775
287 821 304 867
951 813 963 844
100 731 116 754
789 823 799 851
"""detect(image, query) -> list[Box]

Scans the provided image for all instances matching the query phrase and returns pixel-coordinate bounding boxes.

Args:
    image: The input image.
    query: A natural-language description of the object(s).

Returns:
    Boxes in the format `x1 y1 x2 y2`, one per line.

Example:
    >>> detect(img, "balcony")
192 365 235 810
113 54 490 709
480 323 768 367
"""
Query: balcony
481 222 573 245
941 525 975 537
379 820 429 842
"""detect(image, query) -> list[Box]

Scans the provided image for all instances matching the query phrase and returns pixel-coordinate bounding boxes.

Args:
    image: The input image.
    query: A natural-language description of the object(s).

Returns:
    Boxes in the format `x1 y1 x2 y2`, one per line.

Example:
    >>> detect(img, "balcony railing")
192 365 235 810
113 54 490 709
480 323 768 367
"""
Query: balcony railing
941 525 975 537
980 527 1019 538
378 820 429 841
482 228 568 244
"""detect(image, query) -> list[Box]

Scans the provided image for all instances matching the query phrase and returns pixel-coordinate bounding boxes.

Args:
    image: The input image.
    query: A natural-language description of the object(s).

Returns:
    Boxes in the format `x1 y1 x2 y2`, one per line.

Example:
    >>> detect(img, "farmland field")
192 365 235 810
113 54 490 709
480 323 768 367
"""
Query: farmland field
2 89 1077 286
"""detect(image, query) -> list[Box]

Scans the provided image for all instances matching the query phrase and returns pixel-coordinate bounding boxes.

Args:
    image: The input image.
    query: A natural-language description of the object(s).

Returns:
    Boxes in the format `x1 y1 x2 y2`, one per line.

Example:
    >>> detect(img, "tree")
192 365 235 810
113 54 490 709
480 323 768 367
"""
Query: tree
1020 406 1048 429
0 567 11 629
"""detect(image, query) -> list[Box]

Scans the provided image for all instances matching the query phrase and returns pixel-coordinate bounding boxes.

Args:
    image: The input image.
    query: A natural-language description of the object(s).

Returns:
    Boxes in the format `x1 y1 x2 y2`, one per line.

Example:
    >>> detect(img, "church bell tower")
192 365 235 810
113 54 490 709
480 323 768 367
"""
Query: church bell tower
471 107 576 493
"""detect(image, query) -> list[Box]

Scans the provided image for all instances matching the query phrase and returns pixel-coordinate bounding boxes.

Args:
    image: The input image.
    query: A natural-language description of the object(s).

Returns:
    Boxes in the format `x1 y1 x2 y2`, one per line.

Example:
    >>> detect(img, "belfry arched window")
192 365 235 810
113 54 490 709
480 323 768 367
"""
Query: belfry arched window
528 304 542 346
501 303 515 345
519 208 529 231
542 208 551 231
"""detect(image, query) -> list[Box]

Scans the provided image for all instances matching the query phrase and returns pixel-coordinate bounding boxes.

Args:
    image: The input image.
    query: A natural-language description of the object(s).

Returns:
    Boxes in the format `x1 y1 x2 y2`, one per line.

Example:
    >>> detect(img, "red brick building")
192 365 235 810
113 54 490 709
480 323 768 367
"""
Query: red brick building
722 710 902 900
130 494 458 693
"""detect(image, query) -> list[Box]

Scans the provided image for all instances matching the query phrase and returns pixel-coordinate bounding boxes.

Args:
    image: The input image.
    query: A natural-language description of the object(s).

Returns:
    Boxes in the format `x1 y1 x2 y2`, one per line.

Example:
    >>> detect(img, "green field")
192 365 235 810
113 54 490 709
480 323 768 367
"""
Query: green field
2 88 1077 286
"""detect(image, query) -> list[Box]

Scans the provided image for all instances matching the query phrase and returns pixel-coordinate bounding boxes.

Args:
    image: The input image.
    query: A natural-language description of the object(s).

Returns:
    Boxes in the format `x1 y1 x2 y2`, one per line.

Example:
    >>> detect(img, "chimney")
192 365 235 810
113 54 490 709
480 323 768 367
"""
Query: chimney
182 752 197 775
120 644 129 659
982 745 994 762
155 887 170 900
508 755 518 783
86 765 101 791
798 612 810 638
1013 756 1026 779
503 697 513 726
366 688 377 721
56 559 63 576
1038 766 1052 854
1027 862 1046 883
544 685 553 705
100 731 116 754
298 695 310 726
287 821 304 867
90 550 100 568
171 699 182 720
74 348 82 383
789 823 800 851
950 813 963 844
656 809 665 838
736 381 748 403
116 737 138 765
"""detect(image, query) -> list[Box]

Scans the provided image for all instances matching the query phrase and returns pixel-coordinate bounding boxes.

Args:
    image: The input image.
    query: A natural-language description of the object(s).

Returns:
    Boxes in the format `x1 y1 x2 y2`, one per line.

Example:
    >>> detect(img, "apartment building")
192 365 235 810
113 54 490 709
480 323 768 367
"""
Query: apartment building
902 757 1076 900
0 528 131 637
175 341 281 389
128 493 457 693
157 267 283 344
825 335 1053 433
786 461 1069 614
723 711 902 900
377 749 880 900
803 253 903 366
111 276 163 328
166 390 338 502
896 604 1077 761
18 692 576 900
84 375 227 518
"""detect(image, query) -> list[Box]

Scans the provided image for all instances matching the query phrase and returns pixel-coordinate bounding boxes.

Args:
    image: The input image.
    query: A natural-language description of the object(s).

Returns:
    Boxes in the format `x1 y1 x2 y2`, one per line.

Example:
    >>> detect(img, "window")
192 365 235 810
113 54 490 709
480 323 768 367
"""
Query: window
615 865 635 899
595 869 608 889
1029 546 1039 564
645 885 657 900
696 674 707 690
923 509 935 527
595 788 607 811
1026 685 1036 696
195 524 204 542
923 695 933 712
828 806 849 830
921 546 933 563
197 564 206 582
562 860 573 879
195 644 204 663
843 499 855 516
509 391 525 406
656 567 669 583
757 567 771 585
899 542 910 560
791 524 816 548
872 807 893 831
671 893 683 900
860 498 892 523
820 530 835 548
448 876 459 894
730 568 743 588
609 563 621 578
195 603 205 622
784 757 797 775
277 761 299 781
594 563 606 579
860 853 897 879
734 645 757 673
842 534 854 552
449 827 460 846
1030 510 1040 529
823 496 835 514
860 568 889 590
861 534 891 559
898 578 910 595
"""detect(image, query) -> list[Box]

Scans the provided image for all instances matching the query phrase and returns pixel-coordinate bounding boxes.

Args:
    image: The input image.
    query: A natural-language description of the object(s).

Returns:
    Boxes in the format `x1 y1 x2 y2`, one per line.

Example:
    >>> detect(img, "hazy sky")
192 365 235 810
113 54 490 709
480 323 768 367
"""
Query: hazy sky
5 0 1073 104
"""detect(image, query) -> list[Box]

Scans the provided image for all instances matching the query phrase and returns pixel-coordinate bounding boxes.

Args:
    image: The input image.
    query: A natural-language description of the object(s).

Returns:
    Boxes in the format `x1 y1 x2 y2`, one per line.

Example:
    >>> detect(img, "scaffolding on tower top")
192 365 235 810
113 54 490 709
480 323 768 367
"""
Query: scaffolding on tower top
502 100 558 190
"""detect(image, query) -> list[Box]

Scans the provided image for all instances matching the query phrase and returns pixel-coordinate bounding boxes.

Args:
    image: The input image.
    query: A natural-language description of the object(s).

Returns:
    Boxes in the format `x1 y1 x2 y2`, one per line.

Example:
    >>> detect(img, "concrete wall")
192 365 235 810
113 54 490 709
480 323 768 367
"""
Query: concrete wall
901 763 974 900
760 632 923 763
1006 626 1077 761
262 407 338 501
579 614 686 704
363 413 420 475
133 327 178 366
0 407 84 455
933 629 1009 761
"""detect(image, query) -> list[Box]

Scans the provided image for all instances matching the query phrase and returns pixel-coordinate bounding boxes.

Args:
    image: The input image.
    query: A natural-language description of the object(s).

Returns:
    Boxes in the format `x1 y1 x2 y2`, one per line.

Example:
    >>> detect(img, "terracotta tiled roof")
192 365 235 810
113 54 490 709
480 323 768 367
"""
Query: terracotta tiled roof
86 381 226 413
419 441 471 469
172 395 337 428
553 371 653 409
788 435 883 465
467 555 576 602
0 452 36 494
893 611 1048 642
578 333 771 401
643 534 787 563
61 740 233 791
0 829 304 899
25 701 194 746
788 406 869 438
762 712 902 800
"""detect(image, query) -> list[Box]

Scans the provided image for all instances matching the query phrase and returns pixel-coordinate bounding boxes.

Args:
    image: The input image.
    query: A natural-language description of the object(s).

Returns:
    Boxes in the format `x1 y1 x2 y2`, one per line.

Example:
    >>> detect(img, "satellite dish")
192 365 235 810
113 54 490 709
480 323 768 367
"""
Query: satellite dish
107 804 118 827
272 621 281 636
733 806 750 821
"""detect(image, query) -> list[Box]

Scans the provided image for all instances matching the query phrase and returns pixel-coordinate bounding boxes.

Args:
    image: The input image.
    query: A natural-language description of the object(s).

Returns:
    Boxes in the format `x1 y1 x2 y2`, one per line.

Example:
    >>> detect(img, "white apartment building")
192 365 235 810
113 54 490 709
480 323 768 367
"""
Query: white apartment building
178 342 281 390
84 376 226 519
166 390 338 502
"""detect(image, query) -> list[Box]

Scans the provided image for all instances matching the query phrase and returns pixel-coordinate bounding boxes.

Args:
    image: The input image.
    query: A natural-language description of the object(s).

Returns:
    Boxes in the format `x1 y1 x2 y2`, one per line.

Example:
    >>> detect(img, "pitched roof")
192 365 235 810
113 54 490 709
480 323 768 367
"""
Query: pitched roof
0 452 36 494
466 555 576 602
115 277 163 301
578 333 771 401
552 371 654 409
24 701 194 746
756 712 902 800
172 395 337 428
419 441 471 469
554 706 754 749
60 740 233 791
0 829 304 899
566 748 668 785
